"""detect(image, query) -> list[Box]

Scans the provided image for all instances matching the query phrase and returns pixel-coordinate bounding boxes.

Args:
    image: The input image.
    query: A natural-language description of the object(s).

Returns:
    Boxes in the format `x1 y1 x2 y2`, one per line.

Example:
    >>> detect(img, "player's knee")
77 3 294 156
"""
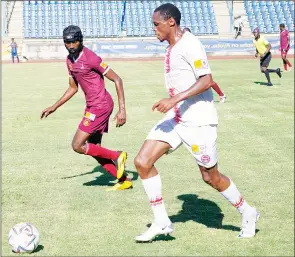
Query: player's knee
202 174 221 189
134 154 152 173
71 141 83 154
201 171 212 185
200 167 221 188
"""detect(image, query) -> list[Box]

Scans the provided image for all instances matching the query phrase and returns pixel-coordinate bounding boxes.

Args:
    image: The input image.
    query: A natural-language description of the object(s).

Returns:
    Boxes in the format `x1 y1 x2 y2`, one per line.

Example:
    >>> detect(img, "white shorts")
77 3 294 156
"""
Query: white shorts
146 117 218 168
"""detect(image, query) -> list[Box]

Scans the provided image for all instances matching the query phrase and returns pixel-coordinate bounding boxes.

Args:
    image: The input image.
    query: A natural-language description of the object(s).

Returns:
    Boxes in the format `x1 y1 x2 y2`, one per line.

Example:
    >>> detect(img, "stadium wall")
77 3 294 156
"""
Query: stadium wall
2 36 294 61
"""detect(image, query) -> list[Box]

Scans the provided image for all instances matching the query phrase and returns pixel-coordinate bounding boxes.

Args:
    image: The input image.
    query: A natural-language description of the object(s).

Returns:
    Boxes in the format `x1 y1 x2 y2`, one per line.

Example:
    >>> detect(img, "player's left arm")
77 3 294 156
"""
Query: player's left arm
89 54 126 127
104 69 126 127
153 41 212 113
287 32 290 49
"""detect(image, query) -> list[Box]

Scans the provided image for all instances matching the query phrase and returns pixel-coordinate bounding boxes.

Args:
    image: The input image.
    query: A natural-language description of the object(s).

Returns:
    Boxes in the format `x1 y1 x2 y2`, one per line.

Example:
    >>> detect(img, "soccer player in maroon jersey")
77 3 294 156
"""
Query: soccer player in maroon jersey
41 25 132 191
183 27 227 103
279 23 292 72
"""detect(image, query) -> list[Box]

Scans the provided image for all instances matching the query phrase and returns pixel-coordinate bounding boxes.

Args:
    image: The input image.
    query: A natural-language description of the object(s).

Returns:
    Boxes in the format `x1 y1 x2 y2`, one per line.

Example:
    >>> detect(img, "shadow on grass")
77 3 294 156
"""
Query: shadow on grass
61 165 138 187
169 194 240 231
136 234 176 244
32 245 44 253
253 81 272 86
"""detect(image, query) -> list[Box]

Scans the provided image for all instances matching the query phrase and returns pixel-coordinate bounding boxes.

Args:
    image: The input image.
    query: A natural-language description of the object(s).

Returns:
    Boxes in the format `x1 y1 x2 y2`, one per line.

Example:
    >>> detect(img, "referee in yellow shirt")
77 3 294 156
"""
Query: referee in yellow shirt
253 28 282 86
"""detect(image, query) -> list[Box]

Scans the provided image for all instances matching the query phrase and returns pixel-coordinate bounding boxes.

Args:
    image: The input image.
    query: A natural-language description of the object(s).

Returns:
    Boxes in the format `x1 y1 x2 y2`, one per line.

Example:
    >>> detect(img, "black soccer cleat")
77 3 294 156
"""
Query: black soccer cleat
276 68 282 78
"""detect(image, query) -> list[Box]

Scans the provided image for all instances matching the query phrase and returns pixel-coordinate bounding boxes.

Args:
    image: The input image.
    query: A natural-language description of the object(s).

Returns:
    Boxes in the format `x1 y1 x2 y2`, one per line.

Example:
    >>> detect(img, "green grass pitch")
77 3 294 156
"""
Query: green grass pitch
2 57 294 256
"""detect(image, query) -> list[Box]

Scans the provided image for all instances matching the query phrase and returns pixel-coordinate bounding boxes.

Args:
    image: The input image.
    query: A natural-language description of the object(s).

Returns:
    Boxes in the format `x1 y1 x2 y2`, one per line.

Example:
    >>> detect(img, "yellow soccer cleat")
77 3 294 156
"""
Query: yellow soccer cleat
106 180 133 191
113 151 127 179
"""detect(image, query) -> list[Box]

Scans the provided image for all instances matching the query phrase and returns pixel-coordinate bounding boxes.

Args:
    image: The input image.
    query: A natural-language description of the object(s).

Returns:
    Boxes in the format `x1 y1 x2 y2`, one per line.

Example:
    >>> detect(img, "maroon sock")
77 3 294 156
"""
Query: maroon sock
211 82 224 97
99 159 117 178
98 159 129 181
286 59 292 67
284 64 288 71
86 143 120 160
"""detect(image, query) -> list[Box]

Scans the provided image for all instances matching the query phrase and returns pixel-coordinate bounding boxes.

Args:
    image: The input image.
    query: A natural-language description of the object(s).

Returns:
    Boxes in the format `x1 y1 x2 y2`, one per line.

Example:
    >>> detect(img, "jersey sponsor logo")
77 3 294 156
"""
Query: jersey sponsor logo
84 112 96 121
194 59 208 70
100 61 108 69
83 119 91 127
201 154 210 163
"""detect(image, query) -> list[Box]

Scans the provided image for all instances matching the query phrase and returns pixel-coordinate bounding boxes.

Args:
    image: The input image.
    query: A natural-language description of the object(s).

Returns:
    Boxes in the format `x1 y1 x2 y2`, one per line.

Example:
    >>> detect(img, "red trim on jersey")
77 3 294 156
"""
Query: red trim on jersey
165 47 172 73
169 88 181 123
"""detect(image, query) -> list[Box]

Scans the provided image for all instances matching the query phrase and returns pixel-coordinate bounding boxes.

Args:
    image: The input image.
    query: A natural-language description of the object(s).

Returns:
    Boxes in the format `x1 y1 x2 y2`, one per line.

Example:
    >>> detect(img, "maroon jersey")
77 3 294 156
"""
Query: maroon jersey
280 29 289 51
66 47 113 109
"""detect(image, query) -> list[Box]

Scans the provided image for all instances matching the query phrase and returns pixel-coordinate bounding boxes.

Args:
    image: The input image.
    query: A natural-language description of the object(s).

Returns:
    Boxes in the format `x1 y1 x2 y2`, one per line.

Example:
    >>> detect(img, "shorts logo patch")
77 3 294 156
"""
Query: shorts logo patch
83 119 91 127
100 62 108 69
201 155 210 164
192 145 206 155
191 144 199 153
84 112 96 121
194 59 208 69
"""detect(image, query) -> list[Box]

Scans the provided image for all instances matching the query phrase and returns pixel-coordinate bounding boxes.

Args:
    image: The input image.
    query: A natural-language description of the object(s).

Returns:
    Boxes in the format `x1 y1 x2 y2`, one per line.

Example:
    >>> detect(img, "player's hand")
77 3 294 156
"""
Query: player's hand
152 98 176 113
255 53 259 58
114 109 126 127
40 106 56 119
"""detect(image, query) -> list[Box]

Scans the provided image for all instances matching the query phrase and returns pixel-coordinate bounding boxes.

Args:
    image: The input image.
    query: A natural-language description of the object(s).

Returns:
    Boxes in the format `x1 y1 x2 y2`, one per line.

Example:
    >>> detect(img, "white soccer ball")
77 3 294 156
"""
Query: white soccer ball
8 223 40 253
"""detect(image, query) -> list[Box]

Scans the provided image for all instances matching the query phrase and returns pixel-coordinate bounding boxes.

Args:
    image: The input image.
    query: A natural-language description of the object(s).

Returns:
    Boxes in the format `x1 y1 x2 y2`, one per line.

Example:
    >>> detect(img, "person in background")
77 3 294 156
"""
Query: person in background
10 38 19 63
253 27 282 86
233 16 243 39
279 23 292 72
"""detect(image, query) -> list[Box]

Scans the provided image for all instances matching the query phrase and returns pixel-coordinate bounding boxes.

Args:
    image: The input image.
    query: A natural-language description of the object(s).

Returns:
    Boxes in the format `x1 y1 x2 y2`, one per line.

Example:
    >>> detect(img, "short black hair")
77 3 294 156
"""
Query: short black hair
154 3 181 26
280 23 285 28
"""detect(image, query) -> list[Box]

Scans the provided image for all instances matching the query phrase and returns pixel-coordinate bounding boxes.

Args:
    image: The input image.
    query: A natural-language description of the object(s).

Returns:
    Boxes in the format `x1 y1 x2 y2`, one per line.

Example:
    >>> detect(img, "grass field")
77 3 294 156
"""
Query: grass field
2 57 294 256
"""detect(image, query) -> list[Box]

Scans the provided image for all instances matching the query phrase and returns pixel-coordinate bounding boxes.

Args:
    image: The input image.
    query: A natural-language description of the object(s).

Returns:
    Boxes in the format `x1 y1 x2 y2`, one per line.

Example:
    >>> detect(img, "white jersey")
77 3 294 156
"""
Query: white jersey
164 31 218 126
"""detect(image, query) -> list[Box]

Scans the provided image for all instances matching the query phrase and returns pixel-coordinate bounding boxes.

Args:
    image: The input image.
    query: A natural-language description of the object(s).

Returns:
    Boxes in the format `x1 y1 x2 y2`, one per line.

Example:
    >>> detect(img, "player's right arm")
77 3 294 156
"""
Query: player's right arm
255 48 259 57
40 76 78 119
153 39 213 113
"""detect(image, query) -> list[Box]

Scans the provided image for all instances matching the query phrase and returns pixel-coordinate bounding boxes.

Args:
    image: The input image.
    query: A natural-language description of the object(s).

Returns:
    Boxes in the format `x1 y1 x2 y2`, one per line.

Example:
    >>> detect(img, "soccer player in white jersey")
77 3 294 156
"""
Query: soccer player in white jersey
134 3 259 242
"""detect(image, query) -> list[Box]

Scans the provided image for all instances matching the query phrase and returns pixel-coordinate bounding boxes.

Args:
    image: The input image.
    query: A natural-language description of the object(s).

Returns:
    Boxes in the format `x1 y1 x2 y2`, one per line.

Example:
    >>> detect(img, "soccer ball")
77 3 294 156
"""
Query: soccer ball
8 223 40 253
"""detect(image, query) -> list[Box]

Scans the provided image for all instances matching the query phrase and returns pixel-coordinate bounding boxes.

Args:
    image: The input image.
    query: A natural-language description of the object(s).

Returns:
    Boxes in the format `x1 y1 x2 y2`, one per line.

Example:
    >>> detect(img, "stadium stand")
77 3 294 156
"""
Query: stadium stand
244 0 294 33
23 0 218 38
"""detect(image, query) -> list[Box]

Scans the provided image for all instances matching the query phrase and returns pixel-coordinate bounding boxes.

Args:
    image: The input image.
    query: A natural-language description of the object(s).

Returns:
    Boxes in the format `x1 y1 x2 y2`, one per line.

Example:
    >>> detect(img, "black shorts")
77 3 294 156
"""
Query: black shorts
260 52 272 67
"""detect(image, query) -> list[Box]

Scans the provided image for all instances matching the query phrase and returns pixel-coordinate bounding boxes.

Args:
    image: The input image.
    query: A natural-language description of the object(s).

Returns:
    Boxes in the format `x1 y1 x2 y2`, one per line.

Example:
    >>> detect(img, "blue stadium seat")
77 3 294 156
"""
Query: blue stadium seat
23 0 219 38
244 0 294 33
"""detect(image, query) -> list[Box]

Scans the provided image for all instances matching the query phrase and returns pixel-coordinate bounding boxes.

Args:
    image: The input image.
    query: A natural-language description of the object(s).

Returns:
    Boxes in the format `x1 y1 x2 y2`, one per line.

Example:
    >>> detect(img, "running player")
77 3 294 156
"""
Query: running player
134 4 259 242
279 23 292 72
41 25 132 191
253 28 282 86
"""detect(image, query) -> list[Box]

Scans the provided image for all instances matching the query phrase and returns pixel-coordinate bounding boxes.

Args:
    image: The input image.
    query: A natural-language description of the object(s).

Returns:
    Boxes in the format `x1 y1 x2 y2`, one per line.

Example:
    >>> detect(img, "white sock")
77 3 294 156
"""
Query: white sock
220 179 251 214
142 174 171 226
